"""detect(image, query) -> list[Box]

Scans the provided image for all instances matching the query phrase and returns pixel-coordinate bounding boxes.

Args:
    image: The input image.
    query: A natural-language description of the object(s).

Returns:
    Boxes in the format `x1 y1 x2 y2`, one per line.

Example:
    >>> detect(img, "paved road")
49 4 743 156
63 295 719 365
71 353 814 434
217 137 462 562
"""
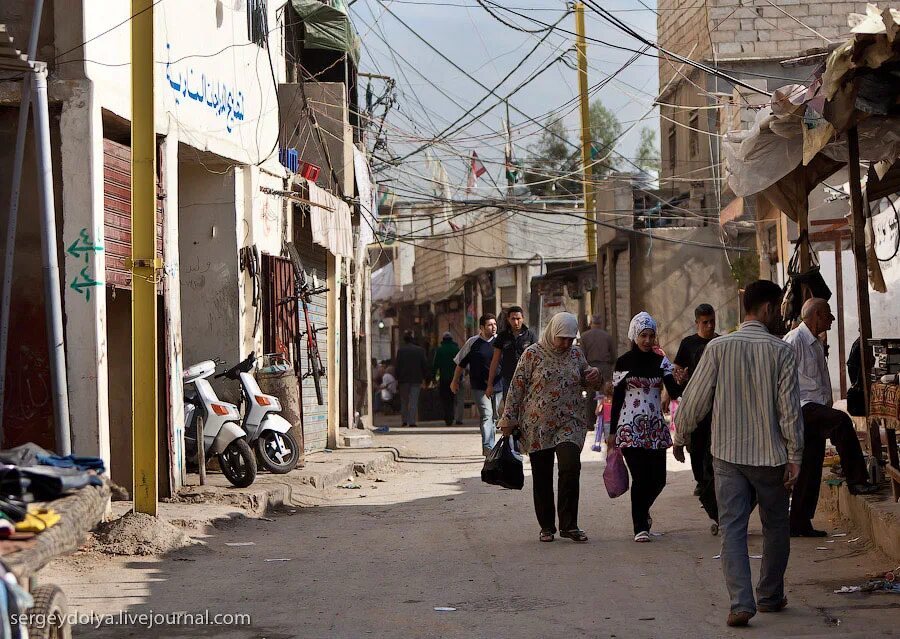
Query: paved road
45 421 900 638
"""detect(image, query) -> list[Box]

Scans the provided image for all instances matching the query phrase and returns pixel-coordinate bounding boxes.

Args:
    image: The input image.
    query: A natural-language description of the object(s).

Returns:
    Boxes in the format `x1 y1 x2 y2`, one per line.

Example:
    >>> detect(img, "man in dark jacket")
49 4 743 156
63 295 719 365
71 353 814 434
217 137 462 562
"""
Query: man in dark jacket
432 332 460 426
395 331 429 427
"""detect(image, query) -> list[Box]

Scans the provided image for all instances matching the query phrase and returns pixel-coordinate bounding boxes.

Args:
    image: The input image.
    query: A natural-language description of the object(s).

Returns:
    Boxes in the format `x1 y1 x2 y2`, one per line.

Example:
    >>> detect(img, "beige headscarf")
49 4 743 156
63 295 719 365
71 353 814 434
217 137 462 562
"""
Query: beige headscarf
539 312 579 352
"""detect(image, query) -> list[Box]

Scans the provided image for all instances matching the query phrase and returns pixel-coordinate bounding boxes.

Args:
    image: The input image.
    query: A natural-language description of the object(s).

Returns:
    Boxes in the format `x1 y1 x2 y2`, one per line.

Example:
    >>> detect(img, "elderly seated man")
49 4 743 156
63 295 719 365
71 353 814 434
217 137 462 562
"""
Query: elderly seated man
783 298 878 538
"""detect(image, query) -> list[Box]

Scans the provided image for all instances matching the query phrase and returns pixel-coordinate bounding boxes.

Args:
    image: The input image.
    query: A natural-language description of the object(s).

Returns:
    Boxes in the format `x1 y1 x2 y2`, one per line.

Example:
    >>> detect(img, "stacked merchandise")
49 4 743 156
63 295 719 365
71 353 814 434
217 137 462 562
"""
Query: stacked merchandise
869 338 900 381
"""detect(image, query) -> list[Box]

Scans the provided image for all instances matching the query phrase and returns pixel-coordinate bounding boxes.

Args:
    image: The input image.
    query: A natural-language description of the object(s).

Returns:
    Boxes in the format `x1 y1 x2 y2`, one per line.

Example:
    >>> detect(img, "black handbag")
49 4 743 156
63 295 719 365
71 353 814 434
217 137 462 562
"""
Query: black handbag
782 233 832 322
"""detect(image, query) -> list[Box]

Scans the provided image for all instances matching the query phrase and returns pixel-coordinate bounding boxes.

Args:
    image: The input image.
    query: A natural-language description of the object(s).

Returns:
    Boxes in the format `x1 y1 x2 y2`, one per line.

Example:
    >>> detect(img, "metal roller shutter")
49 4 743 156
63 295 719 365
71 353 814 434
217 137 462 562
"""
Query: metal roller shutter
293 212 330 452
102 139 163 289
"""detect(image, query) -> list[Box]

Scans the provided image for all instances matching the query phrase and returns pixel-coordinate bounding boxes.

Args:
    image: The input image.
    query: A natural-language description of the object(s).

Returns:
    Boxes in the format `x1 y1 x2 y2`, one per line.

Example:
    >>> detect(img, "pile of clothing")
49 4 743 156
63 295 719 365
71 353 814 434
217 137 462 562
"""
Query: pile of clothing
0 443 105 545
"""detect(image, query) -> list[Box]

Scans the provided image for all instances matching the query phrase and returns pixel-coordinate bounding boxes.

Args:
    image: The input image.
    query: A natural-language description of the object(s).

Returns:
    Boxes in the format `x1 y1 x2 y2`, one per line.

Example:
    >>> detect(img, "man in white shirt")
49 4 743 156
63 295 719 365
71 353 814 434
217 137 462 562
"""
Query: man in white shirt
783 298 878 538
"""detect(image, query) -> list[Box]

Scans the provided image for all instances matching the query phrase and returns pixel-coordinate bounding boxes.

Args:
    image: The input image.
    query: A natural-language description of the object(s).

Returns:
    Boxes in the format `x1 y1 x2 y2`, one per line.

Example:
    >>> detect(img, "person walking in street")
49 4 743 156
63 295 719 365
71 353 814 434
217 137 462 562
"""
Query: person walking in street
676 280 803 628
783 298 878 537
579 314 616 431
486 306 537 410
451 315 501 455
498 312 601 543
607 312 681 543
395 331 429 427
432 332 461 427
671 303 720 534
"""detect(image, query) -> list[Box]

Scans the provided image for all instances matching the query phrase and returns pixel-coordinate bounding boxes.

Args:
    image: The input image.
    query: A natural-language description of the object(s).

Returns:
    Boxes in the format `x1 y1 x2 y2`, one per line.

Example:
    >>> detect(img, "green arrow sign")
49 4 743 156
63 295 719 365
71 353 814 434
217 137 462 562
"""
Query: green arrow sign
70 266 102 302
67 228 104 262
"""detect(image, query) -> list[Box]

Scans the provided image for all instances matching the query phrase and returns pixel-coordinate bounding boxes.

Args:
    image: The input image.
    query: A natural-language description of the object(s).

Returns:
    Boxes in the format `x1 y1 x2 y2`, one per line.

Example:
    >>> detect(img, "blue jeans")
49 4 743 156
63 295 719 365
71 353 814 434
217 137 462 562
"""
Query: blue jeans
472 388 502 452
714 458 790 615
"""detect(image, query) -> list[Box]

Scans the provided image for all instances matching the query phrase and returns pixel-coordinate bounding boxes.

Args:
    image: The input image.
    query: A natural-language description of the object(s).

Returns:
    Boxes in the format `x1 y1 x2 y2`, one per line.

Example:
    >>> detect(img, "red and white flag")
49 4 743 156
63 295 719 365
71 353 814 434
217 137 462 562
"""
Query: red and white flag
467 151 487 192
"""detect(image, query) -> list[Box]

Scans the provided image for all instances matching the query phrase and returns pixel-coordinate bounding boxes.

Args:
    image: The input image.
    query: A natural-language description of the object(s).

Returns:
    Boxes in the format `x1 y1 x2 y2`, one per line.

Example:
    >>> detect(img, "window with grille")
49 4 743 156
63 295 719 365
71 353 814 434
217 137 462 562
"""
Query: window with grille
247 0 269 47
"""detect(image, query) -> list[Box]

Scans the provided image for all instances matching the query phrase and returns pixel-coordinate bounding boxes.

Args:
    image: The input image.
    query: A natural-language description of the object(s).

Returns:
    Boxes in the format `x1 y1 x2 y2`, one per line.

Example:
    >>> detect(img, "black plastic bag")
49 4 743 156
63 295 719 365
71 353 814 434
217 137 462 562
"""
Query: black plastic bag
481 435 524 490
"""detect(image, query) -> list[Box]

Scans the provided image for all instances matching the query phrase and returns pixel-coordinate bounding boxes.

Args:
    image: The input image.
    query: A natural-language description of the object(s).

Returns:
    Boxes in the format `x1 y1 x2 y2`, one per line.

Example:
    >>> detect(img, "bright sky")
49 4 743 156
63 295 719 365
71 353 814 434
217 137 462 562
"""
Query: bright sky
349 0 661 199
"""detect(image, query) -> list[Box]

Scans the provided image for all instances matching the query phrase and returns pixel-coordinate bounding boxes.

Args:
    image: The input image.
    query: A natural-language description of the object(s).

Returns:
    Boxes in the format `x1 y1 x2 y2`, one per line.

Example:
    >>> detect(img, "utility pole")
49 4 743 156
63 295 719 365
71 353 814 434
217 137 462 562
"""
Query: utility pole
505 100 513 198
131 0 159 515
575 2 596 263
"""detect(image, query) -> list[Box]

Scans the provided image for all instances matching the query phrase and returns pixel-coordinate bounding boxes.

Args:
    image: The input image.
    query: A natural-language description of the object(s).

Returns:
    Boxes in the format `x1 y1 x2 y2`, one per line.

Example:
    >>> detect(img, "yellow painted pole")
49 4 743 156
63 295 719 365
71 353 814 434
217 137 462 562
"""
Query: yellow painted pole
575 3 596 262
131 0 158 515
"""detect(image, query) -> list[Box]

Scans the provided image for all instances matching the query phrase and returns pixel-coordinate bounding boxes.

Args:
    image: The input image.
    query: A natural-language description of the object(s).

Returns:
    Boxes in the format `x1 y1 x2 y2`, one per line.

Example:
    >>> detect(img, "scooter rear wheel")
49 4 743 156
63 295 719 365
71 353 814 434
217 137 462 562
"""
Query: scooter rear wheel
218 438 257 487
255 430 299 474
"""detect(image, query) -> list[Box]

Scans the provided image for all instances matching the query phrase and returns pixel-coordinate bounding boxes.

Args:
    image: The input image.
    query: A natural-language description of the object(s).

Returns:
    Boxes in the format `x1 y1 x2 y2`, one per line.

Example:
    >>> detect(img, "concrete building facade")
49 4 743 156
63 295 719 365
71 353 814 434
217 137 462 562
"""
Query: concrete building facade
0 1 373 496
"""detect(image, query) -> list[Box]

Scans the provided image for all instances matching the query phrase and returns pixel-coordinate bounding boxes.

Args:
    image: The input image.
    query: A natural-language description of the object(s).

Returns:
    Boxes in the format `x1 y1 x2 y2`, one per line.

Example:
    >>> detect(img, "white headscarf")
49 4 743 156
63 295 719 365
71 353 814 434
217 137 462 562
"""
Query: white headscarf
627 311 657 342
540 312 579 351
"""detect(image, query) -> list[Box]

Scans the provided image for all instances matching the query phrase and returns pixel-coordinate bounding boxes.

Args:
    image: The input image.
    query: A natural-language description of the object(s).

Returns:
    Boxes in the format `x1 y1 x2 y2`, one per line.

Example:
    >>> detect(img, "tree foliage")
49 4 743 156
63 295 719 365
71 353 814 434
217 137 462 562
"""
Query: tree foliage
523 98 622 196
635 127 660 173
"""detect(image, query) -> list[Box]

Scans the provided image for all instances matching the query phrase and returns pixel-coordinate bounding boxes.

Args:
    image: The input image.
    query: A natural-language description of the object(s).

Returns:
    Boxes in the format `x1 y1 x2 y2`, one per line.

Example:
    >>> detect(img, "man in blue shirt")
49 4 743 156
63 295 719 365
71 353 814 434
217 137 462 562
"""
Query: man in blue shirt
451 314 501 455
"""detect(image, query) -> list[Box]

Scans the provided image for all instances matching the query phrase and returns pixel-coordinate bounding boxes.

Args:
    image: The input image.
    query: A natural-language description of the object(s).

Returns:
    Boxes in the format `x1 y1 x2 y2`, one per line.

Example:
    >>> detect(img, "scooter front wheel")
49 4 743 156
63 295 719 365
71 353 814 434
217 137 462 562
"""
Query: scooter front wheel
255 430 299 474
218 438 257 487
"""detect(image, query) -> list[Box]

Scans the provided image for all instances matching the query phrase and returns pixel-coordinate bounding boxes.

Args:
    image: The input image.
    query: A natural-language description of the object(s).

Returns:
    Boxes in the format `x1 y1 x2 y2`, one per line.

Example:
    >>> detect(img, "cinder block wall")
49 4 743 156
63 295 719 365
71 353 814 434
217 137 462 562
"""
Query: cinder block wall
706 0 873 59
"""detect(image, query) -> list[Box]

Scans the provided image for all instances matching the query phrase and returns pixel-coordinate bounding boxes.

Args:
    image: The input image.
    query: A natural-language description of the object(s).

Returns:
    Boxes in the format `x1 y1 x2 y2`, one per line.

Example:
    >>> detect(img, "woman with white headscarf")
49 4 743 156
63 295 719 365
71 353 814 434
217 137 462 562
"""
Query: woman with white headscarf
608 311 680 543
499 312 601 543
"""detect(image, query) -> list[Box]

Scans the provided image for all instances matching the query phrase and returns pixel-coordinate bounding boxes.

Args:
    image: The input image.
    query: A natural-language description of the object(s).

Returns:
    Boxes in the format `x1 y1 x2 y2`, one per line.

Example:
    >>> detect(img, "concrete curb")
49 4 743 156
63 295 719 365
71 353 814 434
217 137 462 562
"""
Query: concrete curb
294 449 397 489
823 483 900 562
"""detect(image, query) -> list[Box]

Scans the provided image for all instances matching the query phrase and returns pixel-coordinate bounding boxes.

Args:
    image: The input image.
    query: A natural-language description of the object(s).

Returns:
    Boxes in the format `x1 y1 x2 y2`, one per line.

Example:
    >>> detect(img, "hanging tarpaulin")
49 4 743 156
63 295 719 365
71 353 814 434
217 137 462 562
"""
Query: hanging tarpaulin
353 147 377 335
291 0 360 64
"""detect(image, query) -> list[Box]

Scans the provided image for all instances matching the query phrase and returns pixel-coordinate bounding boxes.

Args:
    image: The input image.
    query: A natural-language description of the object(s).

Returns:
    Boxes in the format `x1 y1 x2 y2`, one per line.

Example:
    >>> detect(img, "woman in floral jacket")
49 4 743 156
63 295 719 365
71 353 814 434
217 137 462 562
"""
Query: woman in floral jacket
499 313 601 543
607 312 680 543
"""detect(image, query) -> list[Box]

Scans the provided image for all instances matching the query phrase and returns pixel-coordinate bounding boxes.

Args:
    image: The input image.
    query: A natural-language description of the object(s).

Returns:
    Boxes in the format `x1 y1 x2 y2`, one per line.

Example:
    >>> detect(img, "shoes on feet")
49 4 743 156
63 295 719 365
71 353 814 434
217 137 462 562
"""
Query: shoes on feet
539 530 555 542
455 420 464 425
710 522 719 536
790 527 827 538
848 482 879 495
560 529 588 542
726 611 754 627
634 531 651 543
758 598 788 613
693 483 702 496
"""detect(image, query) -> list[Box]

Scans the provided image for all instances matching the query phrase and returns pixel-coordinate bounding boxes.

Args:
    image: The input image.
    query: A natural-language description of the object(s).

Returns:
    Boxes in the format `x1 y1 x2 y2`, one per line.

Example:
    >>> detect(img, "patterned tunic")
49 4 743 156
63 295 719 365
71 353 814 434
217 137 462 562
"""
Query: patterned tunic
610 350 679 450
499 343 595 454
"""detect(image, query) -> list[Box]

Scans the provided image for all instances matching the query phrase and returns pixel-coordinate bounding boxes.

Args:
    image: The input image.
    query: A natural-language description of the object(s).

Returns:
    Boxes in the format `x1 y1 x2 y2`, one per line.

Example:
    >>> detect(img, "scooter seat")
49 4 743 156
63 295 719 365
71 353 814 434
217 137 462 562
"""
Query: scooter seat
183 360 217 384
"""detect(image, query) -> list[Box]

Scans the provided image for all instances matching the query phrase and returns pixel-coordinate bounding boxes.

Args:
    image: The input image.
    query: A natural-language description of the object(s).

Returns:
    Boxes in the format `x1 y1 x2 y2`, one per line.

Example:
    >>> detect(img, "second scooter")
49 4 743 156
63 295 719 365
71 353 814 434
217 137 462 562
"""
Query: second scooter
217 353 300 473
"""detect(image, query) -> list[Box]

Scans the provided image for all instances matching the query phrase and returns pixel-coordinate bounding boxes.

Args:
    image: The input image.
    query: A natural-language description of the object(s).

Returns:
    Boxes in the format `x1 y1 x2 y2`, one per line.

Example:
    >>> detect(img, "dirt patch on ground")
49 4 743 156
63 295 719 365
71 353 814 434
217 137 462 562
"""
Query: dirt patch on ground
91 512 200 556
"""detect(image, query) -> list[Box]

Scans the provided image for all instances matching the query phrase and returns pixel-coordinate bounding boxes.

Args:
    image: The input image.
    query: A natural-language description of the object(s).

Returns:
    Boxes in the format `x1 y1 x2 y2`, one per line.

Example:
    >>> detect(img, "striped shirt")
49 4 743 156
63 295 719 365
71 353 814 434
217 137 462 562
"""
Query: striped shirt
676 321 804 466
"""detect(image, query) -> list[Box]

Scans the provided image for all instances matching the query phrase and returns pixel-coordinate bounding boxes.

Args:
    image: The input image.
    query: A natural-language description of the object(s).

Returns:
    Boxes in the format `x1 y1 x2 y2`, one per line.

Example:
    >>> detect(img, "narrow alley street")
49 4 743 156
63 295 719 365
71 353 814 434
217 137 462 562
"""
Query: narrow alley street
44 420 900 639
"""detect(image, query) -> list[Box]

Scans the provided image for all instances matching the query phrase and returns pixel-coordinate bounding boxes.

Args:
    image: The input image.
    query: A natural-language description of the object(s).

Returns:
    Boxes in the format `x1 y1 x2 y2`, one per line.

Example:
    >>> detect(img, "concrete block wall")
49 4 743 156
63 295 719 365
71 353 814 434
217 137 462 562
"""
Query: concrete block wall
657 0 713 90
706 0 872 60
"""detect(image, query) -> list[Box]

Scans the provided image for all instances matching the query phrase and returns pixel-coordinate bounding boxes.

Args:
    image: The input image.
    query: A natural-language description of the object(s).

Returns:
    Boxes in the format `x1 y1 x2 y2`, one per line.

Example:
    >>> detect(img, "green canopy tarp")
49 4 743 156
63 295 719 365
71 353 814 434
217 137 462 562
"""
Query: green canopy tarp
291 0 360 64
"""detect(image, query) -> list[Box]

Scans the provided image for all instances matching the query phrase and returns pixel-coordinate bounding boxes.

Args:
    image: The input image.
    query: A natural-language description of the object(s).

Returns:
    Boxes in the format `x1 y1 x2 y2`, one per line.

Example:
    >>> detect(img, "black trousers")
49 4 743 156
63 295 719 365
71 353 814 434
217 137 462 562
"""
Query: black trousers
438 379 455 426
622 447 667 535
529 442 581 534
791 402 868 530
689 418 718 523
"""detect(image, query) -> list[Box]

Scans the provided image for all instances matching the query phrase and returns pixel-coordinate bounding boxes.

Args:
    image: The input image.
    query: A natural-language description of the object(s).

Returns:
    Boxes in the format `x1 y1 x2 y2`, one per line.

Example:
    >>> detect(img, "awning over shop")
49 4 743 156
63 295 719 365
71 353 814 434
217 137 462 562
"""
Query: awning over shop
724 5 900 221
290 0 360 64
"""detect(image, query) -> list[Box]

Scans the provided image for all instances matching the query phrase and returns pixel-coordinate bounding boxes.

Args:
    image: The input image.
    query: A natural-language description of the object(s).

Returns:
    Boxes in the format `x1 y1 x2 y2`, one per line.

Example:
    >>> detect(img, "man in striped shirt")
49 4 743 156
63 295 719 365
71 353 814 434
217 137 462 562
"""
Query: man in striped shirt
677 280 803 628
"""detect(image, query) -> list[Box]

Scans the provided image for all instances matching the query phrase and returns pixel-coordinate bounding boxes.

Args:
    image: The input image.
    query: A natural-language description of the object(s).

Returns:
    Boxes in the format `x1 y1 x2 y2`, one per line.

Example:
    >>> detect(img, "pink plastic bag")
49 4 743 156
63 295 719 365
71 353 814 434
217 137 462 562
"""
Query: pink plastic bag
603 446 629 498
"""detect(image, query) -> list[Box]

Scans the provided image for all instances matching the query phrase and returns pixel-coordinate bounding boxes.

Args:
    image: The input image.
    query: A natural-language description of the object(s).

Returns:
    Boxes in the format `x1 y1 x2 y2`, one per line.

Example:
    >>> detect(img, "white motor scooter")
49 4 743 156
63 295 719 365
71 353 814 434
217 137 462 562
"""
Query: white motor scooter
217 352 300 474
183 359 257 487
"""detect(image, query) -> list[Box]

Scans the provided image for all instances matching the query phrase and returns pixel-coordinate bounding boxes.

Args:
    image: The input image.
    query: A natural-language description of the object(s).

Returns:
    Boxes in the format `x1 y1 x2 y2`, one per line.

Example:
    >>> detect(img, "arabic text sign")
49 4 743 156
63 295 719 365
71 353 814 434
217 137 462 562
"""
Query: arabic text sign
165 44 246 133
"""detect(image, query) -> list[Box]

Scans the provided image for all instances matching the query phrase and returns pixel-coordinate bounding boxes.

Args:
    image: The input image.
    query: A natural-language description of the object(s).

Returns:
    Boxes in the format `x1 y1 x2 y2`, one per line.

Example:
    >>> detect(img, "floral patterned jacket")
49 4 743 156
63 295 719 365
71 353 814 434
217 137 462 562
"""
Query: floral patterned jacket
499 343 599 454
610 348 680 449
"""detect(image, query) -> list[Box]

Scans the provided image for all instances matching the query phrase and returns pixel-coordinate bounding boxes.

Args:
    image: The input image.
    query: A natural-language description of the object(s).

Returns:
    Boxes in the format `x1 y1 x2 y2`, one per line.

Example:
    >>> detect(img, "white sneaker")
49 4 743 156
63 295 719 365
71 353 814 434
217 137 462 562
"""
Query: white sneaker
634 531 651 543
